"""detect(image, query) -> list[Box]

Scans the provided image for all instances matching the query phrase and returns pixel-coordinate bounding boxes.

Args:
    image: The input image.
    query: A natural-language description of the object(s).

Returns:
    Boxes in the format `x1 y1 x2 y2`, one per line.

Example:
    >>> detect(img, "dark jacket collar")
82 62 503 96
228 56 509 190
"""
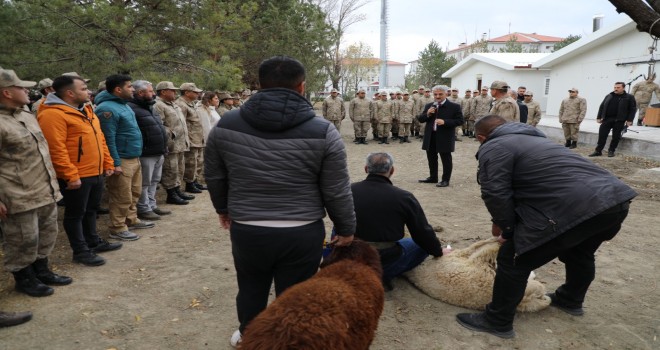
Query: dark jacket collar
363 173 393 185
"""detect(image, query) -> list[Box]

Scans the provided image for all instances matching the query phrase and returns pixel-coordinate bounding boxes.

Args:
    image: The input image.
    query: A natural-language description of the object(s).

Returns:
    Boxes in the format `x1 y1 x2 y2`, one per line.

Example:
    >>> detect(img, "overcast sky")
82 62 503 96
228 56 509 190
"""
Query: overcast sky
343 0 629 64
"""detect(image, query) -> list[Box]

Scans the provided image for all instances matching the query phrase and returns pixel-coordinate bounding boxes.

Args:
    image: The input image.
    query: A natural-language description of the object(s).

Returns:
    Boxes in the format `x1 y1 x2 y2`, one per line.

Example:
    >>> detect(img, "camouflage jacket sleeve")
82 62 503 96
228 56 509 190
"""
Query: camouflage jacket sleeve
578 98 587 123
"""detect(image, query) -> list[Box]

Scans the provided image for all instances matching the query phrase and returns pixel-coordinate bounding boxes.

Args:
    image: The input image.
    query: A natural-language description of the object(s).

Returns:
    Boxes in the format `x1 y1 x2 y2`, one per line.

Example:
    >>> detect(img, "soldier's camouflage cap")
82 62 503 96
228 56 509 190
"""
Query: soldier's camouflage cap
0 69 36 88
37 78 53 90
155 81 179 91
62 72 91 83
490 81 510 90
180 83 203 93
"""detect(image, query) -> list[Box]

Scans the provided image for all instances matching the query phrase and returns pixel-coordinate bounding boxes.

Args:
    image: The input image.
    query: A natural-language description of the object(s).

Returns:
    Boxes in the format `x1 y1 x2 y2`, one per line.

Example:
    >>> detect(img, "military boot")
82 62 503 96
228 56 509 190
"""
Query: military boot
176 186 195 200
569 141 577 149
378 137 385 144
32 258 72 285
564 140 571 147
383 137 390 144
166 188 188 205
399 136 406 144
360 137 368 145
185 182 202 194
12 266 54 297
353 137 360 144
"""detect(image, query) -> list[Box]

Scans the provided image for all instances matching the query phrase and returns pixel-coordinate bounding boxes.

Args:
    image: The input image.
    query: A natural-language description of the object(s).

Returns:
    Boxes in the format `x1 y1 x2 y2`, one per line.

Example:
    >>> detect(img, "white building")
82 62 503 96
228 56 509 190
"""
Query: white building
442 53 551 110
447 33 564 62
534 17 655 119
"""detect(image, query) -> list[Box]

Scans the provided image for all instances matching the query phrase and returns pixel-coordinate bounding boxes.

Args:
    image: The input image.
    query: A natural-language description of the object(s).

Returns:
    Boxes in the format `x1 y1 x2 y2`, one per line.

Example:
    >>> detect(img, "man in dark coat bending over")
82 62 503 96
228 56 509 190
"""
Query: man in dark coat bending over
352 152 451 290
456 115 637 339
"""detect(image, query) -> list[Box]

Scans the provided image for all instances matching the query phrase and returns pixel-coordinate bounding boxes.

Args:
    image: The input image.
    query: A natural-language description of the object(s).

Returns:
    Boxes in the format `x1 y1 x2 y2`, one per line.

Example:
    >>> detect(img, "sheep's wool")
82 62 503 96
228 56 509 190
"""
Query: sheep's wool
405 238 551 312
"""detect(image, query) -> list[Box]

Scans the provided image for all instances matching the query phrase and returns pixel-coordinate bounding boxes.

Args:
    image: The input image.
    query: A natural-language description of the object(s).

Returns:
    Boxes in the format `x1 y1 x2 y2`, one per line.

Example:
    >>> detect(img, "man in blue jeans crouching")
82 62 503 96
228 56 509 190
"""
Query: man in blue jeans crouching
351 152 452 290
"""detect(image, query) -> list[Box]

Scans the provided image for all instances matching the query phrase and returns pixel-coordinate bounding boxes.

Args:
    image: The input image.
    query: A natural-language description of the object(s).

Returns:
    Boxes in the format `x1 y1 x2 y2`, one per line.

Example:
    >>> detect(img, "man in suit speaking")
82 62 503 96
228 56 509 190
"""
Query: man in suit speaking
417 85 464 187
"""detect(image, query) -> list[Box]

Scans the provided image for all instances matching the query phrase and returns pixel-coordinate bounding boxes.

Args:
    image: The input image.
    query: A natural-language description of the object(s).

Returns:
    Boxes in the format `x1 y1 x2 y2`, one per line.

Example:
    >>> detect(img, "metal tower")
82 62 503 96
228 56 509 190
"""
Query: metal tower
379 0 389 89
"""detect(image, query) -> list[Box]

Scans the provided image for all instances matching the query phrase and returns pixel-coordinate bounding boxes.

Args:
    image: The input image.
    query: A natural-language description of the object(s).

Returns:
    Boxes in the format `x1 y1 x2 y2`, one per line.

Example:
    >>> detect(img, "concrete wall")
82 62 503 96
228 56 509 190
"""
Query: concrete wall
448 62 550 110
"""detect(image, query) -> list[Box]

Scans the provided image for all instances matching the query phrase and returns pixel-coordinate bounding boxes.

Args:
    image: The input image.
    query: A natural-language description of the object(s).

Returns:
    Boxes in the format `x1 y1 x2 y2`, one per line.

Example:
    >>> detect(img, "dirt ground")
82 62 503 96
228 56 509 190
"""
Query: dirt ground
1 117 659 350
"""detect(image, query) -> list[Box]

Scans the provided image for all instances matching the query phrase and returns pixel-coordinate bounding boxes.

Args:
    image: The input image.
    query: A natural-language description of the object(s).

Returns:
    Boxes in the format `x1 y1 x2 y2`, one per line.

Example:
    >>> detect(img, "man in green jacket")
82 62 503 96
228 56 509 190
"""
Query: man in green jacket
96 74 154 241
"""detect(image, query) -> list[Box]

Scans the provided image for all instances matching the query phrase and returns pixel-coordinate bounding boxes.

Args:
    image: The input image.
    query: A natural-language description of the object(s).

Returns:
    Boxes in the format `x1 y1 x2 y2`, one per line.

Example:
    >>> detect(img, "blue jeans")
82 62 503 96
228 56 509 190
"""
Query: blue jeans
382 238 429 283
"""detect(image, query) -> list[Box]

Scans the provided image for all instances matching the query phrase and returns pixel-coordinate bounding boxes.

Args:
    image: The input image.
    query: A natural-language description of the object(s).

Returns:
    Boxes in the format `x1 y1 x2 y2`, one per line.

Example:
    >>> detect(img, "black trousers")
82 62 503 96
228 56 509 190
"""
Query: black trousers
596 118 626 152
231 220 325 332
485 203 629 327
425 139 453 182
58 176 103 254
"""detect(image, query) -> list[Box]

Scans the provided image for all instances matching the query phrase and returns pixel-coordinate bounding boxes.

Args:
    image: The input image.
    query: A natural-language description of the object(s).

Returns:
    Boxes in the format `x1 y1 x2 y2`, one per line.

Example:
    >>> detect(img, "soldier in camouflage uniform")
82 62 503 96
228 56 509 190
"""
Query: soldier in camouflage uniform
175 83 206 194
559 88 587 149
374 91 395 144
31 78 54 114
416 88 434 139
447 88 463 141
471 87 494 136
322 88 345 131
216 92 233 117
523 91 542 127
153 81 193 205
630 74 660 126
411 85 425 137
349 89 372 145
0 69 72 299
371 92 380 140
395 91 415 143
462 89 472 137
489 81 520 122
391 91 403 139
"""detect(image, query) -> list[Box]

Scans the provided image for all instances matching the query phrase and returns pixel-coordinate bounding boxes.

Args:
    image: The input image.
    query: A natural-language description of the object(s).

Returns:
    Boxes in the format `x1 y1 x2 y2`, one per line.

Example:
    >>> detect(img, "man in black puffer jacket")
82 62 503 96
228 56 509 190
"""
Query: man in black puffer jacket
128 80 172 220
205 56 356 346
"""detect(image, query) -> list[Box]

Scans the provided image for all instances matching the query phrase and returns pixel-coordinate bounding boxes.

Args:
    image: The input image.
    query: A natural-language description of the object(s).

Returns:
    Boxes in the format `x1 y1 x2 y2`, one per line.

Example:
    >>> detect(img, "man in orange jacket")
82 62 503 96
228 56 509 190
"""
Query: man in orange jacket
38 75 122 266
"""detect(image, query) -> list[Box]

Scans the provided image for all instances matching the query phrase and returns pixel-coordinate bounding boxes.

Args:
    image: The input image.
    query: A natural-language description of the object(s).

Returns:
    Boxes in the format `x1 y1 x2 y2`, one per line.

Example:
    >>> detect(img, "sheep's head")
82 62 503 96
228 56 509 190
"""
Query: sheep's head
321 239 383 277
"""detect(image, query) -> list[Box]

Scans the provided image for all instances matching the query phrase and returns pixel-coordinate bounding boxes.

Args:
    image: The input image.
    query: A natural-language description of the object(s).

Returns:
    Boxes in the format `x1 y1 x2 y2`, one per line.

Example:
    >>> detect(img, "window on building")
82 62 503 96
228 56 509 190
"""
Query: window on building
544 77 550 96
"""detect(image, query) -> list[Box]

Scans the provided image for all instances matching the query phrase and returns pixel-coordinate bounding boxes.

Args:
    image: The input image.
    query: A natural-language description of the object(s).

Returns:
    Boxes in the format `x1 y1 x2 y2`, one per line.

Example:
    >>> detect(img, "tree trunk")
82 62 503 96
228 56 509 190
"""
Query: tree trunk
609 0 660 37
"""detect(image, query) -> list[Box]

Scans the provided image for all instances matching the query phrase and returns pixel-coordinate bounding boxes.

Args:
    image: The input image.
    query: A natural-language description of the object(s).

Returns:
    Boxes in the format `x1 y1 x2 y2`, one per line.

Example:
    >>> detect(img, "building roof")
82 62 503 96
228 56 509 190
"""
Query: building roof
488 32 564 43
443 53 551 78
534 17 636 68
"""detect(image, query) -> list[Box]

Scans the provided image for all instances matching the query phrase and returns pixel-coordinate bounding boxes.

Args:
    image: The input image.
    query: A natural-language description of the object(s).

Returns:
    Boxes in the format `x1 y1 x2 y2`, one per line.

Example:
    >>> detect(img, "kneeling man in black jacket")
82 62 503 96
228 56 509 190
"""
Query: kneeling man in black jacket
352 152 451 290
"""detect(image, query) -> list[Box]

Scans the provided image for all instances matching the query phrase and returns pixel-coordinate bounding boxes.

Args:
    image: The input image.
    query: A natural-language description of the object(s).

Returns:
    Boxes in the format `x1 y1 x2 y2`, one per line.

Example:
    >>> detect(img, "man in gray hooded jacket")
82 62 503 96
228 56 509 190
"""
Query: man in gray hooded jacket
456 115 636 339
204 56 356 347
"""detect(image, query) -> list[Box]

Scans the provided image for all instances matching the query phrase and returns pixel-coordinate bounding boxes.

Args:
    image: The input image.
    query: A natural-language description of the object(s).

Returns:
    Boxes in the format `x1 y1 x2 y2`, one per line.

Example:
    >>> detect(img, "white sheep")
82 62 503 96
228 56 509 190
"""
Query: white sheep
404 238 550 312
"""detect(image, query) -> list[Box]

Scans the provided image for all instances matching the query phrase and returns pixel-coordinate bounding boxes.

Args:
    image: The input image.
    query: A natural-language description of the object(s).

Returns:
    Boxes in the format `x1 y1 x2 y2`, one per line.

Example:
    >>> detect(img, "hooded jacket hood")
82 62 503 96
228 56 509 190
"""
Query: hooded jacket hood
239 88 316 132
43 92 83 110
94 90 127 106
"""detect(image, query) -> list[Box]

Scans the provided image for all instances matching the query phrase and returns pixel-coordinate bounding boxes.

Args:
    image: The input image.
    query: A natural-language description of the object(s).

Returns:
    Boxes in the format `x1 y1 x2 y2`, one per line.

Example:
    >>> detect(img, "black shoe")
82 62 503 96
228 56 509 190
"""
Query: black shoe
456 313 515 339
418 177 438 183
564 140 571 147
72 251 106 266
436 180 449 187
152 207 172 215
378 137 385 144
0 311 32 328
588 151 602 157
547 293 584 316
193 181 207 190
399 137 405 144
353 138 360 144
97 207 109 215
607 151 615 157
185 182 202 194
569 141 577 149
360 137 368 145
166 188 189 205
89 238 123 253
32 258 72 286
12 266 54 297
637 120 643 126
383 137 389 144
176 186 195 200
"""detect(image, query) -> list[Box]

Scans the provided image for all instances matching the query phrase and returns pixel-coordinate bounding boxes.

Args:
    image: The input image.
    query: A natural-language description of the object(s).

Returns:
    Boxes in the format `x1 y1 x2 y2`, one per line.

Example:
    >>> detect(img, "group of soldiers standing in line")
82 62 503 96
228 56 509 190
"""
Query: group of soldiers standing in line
321 82 545 145
0 67 253 327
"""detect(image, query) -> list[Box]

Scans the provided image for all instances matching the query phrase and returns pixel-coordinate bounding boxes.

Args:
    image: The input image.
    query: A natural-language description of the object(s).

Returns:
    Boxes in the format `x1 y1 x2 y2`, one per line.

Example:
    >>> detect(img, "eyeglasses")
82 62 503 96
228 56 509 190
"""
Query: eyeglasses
568 90 576 93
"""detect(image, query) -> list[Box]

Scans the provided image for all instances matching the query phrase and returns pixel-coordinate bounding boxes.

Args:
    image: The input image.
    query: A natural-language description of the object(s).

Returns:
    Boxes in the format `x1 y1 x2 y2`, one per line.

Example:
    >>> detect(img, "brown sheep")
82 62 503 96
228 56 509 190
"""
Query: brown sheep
405 238 550 312
240 239 385 350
